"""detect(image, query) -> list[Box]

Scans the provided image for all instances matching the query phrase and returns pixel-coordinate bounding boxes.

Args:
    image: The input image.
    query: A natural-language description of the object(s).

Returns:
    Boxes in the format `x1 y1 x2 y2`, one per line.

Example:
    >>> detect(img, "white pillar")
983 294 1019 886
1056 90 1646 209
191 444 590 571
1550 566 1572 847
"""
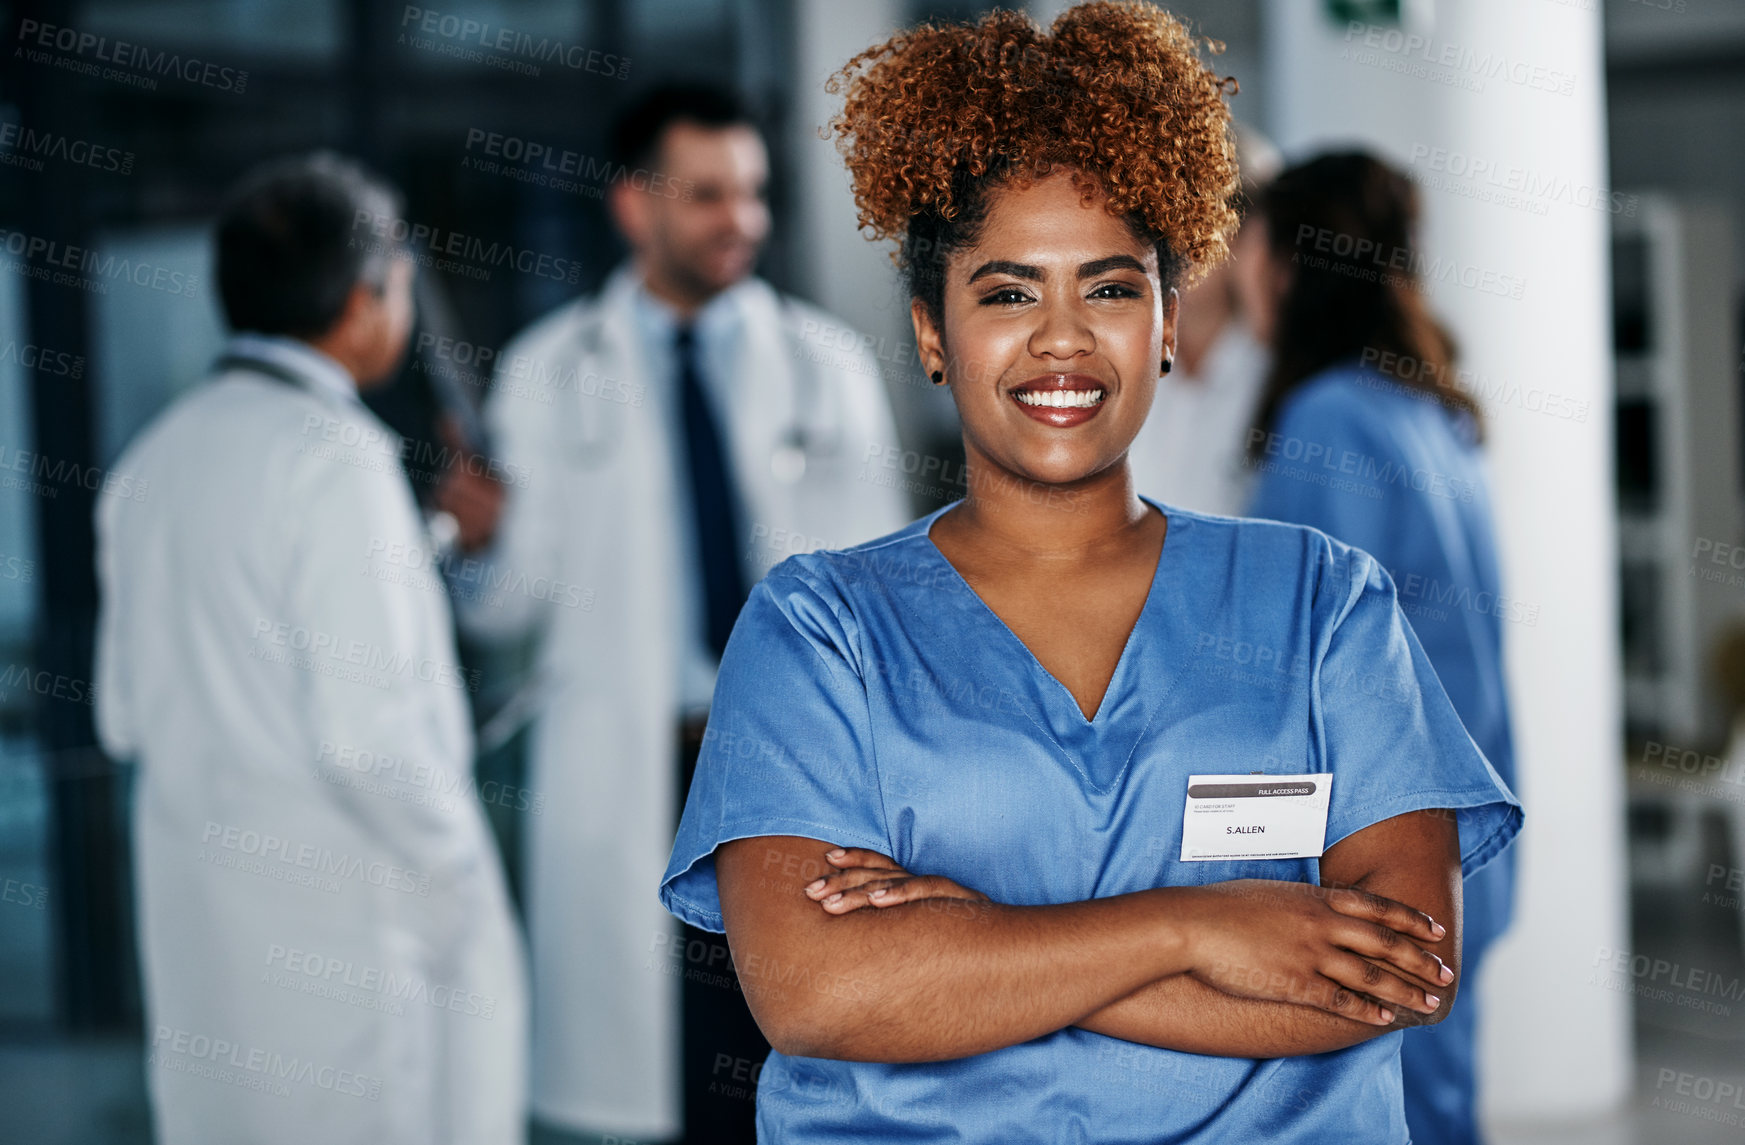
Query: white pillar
790 0 901 320
789 0 949 443
1262 0 1631 1125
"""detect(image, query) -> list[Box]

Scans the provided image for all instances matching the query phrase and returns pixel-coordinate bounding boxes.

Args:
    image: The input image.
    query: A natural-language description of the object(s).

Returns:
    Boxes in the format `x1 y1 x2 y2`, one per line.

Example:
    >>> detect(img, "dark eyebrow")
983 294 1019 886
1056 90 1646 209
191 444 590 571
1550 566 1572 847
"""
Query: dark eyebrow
966 259 1042 283
965 254 1148 284
1077 254 1147 278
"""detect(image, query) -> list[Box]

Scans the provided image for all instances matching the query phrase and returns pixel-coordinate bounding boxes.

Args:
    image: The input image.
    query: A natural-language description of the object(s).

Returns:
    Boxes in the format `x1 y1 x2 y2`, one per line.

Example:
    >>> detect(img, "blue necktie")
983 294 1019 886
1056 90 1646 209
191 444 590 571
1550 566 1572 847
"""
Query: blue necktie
676 324 749 659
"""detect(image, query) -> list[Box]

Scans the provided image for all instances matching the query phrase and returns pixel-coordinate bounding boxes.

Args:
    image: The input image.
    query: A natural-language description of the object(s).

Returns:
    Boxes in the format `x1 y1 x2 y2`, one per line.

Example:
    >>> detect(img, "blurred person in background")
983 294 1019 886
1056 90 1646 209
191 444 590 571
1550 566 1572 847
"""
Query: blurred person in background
442 84 908 1144
93 153 528 1145
1240 150 1518 1145
1126 123 1280 516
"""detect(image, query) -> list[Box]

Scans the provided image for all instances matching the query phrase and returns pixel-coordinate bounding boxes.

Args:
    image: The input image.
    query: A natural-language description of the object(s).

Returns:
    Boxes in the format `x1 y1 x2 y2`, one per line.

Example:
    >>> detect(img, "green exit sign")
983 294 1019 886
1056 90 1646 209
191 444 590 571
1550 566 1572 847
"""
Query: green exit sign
1325 0 1401 25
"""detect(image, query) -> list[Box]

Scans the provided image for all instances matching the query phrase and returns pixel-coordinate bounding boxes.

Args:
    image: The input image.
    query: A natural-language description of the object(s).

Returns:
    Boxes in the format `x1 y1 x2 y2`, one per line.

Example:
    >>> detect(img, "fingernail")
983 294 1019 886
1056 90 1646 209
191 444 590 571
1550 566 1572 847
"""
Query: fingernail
805 879 825 895
1439 965 1454 984
1423 994 1440 1010
826 849 846 860
869 888 887 900
824 893 842 906
1377 1009 1394 1024
1430 922 1446 939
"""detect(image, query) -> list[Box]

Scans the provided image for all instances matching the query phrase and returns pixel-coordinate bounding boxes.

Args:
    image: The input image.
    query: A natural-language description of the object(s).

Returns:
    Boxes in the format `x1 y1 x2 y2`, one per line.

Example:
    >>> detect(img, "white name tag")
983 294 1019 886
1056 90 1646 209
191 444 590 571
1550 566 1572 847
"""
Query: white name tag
1179 773 1333 861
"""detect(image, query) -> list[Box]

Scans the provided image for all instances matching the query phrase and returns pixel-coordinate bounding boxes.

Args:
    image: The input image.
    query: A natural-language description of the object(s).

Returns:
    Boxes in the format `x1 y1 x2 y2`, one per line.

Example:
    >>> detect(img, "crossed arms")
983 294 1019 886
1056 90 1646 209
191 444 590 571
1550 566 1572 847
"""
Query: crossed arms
714 808 1461 1063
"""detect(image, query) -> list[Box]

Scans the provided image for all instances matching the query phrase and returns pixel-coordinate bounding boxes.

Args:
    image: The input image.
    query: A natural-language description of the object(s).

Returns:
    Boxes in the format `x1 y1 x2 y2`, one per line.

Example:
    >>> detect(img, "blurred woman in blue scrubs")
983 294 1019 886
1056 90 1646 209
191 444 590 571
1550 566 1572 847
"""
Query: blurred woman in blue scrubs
1240 151 1519 1145
660 7 1520 1142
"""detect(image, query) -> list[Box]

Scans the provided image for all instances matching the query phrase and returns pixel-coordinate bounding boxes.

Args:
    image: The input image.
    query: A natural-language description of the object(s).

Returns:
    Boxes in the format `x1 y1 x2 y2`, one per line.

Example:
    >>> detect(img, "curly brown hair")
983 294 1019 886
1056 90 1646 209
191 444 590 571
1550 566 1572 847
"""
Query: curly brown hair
827 1 1241 319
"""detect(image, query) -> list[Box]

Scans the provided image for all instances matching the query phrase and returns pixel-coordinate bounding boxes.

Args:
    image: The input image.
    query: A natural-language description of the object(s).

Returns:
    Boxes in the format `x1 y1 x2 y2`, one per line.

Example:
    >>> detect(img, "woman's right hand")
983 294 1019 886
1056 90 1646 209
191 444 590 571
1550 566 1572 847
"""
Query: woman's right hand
1177 879 1455 1026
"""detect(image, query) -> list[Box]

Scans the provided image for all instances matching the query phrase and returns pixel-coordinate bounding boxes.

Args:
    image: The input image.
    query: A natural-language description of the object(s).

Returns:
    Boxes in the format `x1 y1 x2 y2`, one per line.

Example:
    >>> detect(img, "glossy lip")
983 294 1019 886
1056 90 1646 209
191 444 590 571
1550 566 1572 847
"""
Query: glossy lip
1009 372 1109 428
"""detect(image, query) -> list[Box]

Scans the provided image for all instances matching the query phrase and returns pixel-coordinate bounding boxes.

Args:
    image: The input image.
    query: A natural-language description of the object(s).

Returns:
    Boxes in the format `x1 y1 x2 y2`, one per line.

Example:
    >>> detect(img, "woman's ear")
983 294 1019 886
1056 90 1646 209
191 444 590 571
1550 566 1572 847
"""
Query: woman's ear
1160 287 1180 368
911 296 947 383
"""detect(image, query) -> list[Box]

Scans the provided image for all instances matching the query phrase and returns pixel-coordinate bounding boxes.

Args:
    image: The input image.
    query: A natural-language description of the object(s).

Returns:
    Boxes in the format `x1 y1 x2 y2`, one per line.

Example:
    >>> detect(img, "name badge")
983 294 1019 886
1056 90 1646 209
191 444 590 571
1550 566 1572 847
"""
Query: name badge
1179 773 1333 861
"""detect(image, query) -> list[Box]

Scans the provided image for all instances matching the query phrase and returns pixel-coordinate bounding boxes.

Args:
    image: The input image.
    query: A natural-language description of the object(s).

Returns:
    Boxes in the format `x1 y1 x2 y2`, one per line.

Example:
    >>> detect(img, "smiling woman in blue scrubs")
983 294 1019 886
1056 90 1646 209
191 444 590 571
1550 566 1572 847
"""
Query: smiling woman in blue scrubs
1240 153 1520 1145
658 4 1521 1141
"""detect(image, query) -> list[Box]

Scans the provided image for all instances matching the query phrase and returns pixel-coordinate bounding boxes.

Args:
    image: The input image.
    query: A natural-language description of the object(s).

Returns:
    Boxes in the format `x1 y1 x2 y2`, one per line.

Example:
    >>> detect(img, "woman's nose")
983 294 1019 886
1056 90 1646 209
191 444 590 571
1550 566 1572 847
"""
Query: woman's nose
1026 302 1095 361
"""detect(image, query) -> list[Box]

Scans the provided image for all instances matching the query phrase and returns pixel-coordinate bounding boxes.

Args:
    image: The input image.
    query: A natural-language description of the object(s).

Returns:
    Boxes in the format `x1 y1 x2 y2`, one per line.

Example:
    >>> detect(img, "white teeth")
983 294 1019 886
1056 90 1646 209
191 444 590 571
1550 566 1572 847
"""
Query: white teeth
1015 388 1104 409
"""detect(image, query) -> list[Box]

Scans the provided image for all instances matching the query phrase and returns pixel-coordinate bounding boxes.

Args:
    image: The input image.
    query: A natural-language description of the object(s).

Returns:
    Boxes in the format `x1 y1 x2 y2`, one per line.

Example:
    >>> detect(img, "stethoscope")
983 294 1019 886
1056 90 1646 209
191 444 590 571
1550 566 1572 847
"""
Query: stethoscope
562 295 846 481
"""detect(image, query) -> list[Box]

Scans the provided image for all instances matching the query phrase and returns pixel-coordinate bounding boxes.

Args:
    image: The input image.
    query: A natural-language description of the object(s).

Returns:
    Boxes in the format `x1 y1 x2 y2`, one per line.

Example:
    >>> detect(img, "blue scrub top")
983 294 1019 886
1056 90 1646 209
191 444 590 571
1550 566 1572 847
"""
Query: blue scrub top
660 496 1521 1144
1246 361 1518 957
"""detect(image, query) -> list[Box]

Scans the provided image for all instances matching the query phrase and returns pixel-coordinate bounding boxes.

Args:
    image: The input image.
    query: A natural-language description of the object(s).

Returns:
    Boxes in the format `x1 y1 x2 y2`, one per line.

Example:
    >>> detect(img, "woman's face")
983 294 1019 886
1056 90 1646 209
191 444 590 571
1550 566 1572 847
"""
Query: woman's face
912 170 1175 490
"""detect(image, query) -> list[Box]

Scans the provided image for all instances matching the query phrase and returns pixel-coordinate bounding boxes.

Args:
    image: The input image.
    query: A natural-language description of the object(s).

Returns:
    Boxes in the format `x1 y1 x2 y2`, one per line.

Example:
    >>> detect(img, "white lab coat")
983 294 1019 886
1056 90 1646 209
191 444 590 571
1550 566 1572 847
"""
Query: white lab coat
460 269 908 1138
95 337 528 1145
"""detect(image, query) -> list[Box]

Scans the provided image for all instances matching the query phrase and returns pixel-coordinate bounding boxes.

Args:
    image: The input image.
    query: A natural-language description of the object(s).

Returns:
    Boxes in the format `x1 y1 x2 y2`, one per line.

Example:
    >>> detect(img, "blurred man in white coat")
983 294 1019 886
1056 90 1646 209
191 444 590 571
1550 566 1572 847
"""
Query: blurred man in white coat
441 86 908 1144
95 154 528 1145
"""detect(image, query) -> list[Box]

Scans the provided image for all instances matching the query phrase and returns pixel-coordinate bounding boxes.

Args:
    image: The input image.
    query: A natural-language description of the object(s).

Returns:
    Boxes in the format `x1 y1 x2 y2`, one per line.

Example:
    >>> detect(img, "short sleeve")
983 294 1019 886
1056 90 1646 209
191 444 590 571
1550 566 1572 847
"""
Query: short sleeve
1314 549 1521 877
658 566 892 932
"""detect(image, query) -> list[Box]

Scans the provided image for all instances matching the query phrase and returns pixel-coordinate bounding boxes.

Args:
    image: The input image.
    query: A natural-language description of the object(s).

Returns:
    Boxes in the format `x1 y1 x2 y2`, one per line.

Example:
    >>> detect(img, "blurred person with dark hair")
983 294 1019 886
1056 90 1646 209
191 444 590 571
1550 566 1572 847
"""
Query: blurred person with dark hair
94 152 528 1145
1239 150 1518 1145
1126 122 1280 515
443 85 906 1144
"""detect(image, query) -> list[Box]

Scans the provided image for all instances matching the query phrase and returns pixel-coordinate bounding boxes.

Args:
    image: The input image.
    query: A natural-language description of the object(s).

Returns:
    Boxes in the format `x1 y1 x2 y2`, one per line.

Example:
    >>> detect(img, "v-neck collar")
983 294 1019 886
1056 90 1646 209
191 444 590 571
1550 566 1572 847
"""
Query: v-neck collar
914 495 1182 793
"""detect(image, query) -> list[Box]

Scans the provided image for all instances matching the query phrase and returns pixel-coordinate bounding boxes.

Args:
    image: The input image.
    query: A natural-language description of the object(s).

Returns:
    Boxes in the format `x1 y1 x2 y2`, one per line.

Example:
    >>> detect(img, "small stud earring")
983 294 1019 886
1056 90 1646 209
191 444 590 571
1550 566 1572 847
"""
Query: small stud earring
931 370 944 385
1160 356 1173 375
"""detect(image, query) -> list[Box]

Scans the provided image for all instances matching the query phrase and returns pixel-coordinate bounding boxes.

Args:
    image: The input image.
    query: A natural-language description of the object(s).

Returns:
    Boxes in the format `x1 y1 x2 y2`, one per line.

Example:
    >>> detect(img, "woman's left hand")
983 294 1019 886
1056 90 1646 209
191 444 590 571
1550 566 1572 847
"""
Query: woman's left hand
803 847 991 915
